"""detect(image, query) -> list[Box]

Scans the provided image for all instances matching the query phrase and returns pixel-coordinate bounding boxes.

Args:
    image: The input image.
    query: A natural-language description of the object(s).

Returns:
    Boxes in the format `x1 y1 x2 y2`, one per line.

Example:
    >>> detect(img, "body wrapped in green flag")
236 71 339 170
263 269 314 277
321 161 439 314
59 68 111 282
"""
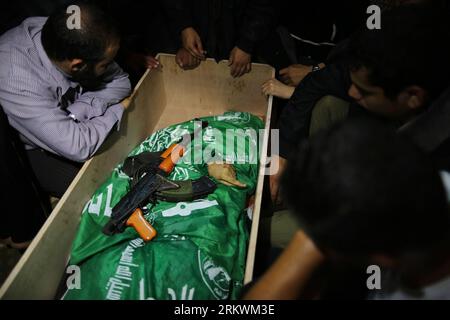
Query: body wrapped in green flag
63 112 264 300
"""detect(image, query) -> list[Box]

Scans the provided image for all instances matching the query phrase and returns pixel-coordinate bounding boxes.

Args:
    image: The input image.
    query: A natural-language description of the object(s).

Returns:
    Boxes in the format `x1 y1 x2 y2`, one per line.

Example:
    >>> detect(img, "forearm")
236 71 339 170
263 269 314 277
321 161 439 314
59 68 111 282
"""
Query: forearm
63 105 124 162
278 63 351 158
244 230 325 300
71 63 130 121
7 103 123 162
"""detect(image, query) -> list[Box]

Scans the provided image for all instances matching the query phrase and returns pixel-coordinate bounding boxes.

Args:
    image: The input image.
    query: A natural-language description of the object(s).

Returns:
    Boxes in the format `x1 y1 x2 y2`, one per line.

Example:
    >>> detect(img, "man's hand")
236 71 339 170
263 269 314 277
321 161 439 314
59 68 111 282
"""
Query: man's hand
176 48 201 70
229 46 252 78
280 63 325 87
270 155 287 205
181 27 206 60
262 78 295 99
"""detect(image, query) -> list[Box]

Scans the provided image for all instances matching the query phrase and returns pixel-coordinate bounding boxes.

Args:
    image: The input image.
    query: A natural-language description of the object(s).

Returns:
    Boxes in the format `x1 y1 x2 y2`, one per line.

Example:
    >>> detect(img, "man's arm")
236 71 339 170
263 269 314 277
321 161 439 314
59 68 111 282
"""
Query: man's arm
278 63 352 159
67 62 131 122
244 230 325 300
0 76 128 163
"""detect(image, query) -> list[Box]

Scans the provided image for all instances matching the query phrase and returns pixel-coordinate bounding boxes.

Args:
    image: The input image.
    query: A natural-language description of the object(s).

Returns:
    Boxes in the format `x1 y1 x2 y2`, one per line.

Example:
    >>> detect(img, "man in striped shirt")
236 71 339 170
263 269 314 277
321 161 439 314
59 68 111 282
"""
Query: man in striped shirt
0 3 131 197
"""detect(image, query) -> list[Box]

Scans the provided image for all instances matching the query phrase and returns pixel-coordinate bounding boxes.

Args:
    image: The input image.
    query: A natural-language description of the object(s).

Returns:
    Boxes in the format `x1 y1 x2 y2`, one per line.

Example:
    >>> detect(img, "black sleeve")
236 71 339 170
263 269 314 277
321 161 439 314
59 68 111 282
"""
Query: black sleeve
278 63 352 159
161 0 193 39
236 0 279 54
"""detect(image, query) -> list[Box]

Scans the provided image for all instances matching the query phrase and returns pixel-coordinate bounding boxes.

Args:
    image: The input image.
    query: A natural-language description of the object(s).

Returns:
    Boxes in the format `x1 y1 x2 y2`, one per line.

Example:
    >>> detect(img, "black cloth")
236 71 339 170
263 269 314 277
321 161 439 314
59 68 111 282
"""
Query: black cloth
161 0 279 61
0 107 48 243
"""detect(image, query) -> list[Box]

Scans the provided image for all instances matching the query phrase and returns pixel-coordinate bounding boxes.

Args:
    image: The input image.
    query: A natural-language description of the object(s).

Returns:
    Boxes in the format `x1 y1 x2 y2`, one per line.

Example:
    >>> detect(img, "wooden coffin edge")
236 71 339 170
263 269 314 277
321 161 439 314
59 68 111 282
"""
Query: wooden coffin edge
244 95 274 284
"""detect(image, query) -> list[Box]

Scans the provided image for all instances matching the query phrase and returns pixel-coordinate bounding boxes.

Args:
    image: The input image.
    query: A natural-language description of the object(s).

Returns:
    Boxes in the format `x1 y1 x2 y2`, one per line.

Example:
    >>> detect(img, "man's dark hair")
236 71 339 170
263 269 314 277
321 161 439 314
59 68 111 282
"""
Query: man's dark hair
41 2 120 63
282 119 450 256
348 4 450 100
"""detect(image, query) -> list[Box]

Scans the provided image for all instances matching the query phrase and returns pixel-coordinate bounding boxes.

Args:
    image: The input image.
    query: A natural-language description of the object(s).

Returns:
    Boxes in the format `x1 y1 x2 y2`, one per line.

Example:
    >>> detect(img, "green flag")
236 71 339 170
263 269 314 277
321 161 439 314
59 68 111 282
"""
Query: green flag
63 112 264 300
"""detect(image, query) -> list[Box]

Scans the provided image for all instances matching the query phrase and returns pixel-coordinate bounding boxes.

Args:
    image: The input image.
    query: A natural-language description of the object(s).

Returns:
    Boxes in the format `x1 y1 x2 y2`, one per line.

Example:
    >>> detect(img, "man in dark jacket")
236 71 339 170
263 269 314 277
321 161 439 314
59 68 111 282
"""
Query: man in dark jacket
162 0 278 77
271 4 450 203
